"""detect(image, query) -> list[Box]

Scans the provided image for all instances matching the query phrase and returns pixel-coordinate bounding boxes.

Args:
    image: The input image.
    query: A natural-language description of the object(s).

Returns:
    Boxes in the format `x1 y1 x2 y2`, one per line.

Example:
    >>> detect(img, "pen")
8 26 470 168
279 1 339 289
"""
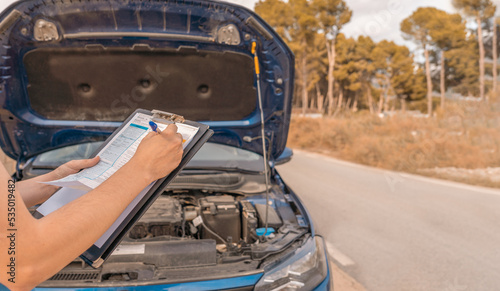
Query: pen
149 121 159 133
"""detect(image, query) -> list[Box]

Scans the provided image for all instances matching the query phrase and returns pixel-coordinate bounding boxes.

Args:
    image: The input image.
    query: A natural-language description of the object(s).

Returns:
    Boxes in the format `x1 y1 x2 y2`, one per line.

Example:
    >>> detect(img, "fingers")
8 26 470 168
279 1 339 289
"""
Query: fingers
71 156 100 169
143 131 157 140
59 156 100 178
162 123 178 135
89 155 100 164
144 123 181 144
160 124 183 144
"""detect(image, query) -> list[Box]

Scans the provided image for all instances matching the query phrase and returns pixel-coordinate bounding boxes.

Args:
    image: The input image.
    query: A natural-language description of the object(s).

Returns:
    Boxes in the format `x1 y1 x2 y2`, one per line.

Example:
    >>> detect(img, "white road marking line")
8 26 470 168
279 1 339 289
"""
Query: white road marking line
325 241 355 266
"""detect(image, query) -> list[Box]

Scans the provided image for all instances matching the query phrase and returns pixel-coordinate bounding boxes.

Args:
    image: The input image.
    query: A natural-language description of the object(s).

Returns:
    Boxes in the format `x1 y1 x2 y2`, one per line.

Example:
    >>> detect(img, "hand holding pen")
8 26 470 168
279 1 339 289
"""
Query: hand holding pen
149 121 161 134
132 122 183 181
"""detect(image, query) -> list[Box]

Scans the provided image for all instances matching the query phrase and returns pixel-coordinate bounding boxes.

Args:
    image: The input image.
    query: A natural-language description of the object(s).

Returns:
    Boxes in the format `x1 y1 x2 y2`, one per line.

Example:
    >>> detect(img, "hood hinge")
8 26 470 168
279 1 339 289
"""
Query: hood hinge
14 135 28 181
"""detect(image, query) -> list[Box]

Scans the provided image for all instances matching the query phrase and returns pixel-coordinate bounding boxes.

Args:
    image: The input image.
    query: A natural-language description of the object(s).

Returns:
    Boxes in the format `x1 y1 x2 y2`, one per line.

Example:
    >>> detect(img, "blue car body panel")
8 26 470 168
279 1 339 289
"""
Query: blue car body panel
0 1 334 290
0 0 294 161
34 273 263 291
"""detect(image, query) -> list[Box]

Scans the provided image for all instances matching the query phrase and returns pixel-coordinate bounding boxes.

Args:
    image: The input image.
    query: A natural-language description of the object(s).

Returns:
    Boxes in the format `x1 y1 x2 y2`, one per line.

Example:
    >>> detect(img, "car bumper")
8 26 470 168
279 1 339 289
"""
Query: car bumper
34 254 333 291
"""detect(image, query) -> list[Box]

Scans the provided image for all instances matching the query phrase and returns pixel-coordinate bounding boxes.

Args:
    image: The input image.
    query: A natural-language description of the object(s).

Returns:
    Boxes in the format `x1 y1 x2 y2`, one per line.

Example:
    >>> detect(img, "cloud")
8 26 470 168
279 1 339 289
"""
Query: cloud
0 1 15 12
342 0 455 46
228 0 258 10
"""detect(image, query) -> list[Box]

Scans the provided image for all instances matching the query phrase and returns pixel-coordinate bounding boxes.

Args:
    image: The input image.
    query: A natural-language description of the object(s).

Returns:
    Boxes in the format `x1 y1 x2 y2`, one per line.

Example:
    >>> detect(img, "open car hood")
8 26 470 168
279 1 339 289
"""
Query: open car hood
0 0 293 162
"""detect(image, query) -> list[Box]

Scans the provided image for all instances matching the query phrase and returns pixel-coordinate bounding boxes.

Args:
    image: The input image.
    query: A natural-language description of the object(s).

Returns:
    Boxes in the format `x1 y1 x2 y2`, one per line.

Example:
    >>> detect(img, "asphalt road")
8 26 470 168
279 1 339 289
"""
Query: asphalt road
276 150 500 291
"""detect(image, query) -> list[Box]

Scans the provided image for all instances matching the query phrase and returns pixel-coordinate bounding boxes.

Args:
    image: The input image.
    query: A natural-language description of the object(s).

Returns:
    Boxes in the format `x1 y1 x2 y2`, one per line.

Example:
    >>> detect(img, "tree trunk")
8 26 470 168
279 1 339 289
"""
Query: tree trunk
477 16 486 101
377 80 386 115
334 86 343 116
401 97 406 112
367 84 374 114
424 46 433 116
326 39 336 116
493 20 497 102
352 93 358 112
346 96 353 110
316 83 324 113
440 50 445 110
301 52 308 116
377 92 384 115
383 75 390 113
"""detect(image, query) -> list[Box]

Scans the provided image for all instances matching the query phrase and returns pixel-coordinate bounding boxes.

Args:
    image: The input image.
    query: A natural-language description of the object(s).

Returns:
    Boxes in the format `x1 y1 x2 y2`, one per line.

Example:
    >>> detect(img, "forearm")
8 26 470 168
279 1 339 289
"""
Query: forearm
2 125 182 290
16 161 152 289
17 171 60 208
18 156 101 208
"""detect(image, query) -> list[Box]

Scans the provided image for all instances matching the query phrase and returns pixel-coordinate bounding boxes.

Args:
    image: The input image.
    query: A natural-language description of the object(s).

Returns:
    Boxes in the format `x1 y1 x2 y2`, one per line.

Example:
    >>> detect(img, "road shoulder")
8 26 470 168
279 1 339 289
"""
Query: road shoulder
331 261 367 291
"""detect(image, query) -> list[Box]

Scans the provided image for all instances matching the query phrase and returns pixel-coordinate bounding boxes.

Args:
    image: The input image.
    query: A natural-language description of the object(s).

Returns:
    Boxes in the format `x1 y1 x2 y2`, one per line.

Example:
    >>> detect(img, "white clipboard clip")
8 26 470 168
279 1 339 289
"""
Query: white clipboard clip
151 110 185 124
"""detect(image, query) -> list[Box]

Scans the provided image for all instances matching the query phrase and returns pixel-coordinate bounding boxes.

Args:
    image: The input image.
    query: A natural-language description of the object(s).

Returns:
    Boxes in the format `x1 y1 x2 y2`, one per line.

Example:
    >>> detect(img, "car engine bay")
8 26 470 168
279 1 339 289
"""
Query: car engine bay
38 185 310 287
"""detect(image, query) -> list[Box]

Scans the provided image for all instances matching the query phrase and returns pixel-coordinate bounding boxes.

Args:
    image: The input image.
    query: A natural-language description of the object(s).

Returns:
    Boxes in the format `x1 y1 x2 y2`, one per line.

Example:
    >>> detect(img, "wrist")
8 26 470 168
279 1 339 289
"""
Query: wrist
38 170 61 183
17 173 60 207
120 159 155 186
36 172 63 192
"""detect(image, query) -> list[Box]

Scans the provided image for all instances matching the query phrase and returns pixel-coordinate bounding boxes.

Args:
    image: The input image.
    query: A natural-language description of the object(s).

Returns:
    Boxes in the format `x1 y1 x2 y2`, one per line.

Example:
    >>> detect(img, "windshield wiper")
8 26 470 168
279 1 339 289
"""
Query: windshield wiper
182 166 263 175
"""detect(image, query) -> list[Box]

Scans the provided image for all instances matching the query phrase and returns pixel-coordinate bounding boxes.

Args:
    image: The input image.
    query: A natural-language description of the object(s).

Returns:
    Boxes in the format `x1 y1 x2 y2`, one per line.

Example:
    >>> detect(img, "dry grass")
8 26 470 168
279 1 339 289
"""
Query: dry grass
287 102 500 188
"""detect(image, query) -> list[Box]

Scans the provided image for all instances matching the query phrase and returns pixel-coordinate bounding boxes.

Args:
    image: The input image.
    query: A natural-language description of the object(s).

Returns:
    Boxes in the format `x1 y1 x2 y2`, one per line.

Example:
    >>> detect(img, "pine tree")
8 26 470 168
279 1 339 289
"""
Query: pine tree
447 36 480 97
307 35 328 112
401 7 441 116
372 40 423 113
453 0 496 101
256 0 319 115
428 11 466 109
312 0 351 116
333 34 359 113
354 36 376 113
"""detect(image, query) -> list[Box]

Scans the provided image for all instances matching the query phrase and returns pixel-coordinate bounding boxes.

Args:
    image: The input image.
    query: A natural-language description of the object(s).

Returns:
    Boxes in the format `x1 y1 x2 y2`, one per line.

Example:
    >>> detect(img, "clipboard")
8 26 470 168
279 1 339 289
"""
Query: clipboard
35 108 213 268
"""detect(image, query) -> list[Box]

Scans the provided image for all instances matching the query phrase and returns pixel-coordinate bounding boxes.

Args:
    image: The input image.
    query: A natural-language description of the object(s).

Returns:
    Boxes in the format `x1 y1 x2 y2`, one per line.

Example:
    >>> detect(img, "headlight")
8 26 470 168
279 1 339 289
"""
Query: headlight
255 236 329 290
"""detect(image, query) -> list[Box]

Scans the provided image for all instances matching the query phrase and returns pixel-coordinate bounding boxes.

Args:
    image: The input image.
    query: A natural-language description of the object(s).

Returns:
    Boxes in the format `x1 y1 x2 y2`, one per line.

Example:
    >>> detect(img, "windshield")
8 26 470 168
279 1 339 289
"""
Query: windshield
32 142 264 172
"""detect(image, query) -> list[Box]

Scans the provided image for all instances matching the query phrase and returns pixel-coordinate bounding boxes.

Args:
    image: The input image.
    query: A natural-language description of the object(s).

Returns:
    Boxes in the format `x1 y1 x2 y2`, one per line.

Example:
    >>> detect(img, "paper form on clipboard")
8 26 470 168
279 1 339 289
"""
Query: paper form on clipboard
42 112 198 191
35 110 210 252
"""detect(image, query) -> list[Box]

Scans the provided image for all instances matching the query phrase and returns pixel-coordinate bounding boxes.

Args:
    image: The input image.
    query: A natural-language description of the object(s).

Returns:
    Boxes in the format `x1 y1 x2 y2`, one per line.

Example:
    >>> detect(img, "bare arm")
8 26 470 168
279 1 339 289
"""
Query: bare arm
0 124 183 291
17 156 100 208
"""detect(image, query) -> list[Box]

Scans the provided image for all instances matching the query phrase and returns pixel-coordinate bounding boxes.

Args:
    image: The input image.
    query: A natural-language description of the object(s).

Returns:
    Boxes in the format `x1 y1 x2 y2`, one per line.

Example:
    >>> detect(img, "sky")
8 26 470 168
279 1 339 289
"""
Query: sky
1 0 500 49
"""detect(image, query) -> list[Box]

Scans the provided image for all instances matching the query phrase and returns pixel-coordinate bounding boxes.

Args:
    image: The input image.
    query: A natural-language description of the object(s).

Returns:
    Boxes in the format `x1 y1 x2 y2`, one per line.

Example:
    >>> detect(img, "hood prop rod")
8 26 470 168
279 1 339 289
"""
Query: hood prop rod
252 42 271 238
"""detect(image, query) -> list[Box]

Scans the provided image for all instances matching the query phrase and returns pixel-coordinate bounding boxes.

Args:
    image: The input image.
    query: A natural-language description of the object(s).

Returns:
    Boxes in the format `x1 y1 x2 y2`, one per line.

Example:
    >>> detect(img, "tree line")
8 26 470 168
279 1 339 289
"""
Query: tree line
255 0 498 116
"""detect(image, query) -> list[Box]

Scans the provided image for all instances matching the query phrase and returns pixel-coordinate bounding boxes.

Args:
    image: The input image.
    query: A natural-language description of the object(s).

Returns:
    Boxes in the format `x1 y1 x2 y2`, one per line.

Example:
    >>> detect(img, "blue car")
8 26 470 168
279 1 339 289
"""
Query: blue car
0 0 332 290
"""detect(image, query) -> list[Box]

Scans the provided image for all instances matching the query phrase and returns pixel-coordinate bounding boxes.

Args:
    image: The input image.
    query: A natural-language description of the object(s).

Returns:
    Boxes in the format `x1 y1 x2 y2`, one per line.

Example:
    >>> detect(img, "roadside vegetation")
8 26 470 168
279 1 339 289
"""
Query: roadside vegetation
287 101 500 188
257 0 500 187
255 0 497 115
